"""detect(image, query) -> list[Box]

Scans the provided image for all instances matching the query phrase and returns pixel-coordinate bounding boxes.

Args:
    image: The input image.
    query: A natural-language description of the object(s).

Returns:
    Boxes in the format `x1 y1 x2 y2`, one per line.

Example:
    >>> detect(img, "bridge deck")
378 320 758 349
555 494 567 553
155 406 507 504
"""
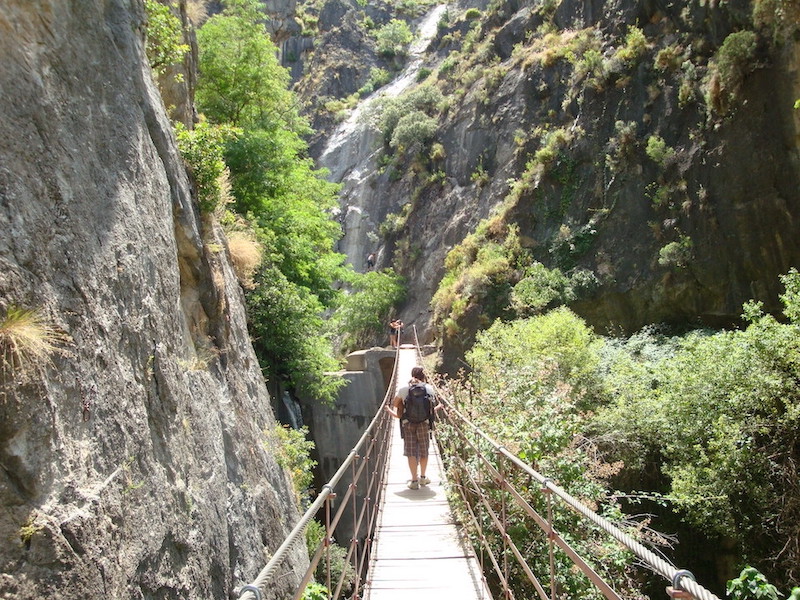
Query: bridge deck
364 347 489 600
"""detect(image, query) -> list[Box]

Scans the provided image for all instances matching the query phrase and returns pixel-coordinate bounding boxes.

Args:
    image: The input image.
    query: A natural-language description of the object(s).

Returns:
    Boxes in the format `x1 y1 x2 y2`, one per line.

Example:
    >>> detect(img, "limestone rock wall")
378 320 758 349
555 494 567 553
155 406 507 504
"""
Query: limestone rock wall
0 1 306 598
295 0 800 372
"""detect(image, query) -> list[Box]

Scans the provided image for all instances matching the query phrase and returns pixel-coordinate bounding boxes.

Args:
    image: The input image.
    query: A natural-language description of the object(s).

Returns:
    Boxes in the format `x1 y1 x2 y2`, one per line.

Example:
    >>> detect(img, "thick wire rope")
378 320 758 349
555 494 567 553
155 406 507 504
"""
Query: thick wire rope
237 345 402 600
441 399 722 600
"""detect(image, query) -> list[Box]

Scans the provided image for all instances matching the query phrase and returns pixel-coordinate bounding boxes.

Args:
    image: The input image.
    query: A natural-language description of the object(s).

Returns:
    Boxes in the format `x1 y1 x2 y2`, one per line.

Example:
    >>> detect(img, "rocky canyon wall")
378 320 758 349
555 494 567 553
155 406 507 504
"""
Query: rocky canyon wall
291 0 800 372
0 1 305 598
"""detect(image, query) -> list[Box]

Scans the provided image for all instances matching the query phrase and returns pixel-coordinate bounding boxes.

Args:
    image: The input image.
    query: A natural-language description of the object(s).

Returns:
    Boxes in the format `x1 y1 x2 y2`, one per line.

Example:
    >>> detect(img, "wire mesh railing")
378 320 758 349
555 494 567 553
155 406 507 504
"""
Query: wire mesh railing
434 382 723 600
236 346 401 600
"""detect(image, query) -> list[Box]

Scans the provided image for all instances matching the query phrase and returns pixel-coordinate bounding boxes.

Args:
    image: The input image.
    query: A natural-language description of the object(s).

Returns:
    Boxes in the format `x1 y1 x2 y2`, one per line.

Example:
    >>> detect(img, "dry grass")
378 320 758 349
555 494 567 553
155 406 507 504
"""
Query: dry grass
0 306 63 373
227 231 263 289
185 0 209 27
212 168 234 221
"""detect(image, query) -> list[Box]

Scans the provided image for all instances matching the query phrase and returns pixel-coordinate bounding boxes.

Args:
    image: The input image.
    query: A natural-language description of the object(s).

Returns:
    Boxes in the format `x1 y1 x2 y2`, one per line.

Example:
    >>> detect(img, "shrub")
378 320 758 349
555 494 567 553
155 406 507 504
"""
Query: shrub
470 161 489 187
727 567 781 600
533 126 575 169
780 267 800 322
549 222 597 271
596 273 800 568
375 19 413 57
144 0 189 77
716 30 758 90
705 30 758 112
654 45 682 72
432 222 530 339
614 26 647 65
511 262 569 315
268 424 317 505
378 85 443 151
753 0 800 43
305 520 355 595
574 48 605 85
301 583 329 600
645 135 675 168
605 120 638 171
359 68 391 97
657 235 693 268
390 111 438 152
185 0 209 26
429 142 446 162
175 121 237 213
464 8 482 20
439 54 458 75
328 269 406 352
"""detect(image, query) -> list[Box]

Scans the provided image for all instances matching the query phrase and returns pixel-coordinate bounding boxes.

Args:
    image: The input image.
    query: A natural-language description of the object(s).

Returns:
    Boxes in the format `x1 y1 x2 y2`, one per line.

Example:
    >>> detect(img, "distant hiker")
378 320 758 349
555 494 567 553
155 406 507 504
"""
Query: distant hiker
389 318 403 348
366 253 375 270
385 366 436 489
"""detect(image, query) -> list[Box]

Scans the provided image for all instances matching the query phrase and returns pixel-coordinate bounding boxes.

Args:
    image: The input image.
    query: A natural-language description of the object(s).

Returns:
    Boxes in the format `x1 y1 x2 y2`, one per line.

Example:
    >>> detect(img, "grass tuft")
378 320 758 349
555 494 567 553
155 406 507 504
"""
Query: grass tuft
227 231 263 289
0 306 63 373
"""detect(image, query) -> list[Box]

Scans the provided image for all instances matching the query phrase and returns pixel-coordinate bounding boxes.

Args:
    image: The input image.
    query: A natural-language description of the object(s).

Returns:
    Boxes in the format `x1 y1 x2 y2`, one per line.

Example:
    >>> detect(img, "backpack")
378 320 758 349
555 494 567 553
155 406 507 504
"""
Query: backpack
403 382 432 426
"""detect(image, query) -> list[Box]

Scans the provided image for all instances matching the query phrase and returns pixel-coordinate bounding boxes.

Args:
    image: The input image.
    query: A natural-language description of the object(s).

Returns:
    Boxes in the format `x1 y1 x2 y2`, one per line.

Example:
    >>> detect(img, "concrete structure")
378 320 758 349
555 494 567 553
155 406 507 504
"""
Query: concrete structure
303 347 396 543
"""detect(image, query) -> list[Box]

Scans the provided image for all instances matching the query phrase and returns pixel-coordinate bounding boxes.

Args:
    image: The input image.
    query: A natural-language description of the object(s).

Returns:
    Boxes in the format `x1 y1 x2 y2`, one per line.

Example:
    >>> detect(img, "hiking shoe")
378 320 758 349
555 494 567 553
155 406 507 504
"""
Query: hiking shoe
407 480 419 490
419 476 431 486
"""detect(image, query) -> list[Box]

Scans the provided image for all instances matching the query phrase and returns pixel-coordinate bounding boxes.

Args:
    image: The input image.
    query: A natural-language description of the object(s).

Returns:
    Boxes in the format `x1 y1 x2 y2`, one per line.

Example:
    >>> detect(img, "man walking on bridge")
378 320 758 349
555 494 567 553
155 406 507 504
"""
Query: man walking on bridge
386 366 436 489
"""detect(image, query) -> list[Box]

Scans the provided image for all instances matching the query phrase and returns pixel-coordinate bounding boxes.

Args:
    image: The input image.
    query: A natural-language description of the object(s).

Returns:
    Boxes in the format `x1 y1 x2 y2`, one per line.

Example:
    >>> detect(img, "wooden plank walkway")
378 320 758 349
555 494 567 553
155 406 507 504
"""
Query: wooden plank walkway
363 347 489 600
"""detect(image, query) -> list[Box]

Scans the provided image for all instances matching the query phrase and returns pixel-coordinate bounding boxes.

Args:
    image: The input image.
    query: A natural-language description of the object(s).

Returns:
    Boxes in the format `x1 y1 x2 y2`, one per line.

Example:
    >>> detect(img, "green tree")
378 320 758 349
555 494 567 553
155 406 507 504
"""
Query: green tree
144 0 189 76
375 18 413 57
196 0 307 134
328 269 406 352
193 0 348 403
453 308 635 599
595 271 800 581
246 264 343 402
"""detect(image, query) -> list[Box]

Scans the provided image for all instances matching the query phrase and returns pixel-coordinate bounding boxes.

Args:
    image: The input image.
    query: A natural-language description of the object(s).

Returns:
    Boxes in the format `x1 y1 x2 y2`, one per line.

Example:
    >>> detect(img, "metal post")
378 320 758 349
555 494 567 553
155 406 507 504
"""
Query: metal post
351 458 361 600
325 493 334 596
500 452 511 600
544 483 557 600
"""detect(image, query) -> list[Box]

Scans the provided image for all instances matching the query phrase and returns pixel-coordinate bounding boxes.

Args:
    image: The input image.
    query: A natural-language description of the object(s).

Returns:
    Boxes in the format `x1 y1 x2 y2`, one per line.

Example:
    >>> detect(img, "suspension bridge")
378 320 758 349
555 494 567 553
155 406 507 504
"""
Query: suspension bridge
236 341 722 600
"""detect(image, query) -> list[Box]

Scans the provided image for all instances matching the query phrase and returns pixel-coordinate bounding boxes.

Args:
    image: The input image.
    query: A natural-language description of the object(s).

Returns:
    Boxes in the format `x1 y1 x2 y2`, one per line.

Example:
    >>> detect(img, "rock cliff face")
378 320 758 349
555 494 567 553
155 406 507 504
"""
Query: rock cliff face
0 1 305 598
292 0 800 373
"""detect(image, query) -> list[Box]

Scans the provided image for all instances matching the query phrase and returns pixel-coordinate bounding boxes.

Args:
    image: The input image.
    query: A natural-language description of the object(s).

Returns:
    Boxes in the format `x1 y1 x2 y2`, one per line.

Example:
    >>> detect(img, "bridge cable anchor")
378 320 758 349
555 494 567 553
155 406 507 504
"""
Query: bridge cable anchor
666 569 696 599
238 584 263 600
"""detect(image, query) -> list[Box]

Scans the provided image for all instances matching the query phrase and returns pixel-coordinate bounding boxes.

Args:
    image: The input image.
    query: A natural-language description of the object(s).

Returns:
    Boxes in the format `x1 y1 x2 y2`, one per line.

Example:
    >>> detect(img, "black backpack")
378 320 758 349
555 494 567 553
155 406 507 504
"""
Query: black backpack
404 382 432 426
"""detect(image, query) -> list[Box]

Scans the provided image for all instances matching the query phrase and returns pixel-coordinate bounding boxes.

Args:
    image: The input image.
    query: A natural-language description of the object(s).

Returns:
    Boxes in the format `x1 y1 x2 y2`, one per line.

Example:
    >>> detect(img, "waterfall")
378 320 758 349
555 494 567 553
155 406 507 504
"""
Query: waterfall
316 4 448 270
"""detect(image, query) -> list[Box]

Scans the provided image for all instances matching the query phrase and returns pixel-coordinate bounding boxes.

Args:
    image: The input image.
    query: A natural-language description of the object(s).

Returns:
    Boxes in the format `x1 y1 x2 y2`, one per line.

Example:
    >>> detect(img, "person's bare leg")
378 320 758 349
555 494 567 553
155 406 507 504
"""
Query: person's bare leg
407 456 419 480
418 456 431 485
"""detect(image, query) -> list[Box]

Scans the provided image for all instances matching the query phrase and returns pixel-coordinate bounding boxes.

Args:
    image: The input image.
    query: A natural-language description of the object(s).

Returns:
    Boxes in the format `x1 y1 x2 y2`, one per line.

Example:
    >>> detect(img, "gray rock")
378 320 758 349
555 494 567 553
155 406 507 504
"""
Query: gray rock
0 1 306 598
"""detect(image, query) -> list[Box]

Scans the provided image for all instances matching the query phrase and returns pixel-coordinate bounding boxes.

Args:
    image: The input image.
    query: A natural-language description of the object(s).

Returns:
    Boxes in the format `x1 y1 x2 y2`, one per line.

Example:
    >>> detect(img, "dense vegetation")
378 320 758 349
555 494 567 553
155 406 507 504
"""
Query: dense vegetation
141 0 800 596
445 271 800 596
146 0 404 404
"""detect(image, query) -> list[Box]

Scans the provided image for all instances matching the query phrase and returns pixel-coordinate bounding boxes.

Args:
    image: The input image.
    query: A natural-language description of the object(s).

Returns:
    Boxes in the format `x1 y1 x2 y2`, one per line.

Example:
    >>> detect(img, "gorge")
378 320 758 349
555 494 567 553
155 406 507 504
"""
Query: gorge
1 0 800 598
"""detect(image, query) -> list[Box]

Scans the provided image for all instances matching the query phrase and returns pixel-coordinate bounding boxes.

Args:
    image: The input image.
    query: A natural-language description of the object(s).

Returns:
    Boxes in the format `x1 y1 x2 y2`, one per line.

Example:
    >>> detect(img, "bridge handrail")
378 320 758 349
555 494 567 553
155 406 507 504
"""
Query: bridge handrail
438 395 722 600
237 344 402 600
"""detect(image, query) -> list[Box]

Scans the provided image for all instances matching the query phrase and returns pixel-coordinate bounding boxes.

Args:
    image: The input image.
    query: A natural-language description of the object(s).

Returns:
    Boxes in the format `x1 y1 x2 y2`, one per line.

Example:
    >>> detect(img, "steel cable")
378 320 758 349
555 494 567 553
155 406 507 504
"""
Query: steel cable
237 345 402 600
439 398 722 600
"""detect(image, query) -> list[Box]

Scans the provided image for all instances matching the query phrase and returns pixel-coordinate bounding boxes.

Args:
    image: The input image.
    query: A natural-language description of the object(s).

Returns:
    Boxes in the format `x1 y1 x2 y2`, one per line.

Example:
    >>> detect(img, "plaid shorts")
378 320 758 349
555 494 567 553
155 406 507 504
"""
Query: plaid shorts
402 421 430 459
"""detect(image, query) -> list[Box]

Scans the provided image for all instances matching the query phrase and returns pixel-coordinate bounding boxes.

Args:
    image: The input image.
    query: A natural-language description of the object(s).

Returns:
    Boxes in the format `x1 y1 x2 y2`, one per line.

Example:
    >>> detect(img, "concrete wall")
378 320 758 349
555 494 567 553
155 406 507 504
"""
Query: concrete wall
304 348 396 544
